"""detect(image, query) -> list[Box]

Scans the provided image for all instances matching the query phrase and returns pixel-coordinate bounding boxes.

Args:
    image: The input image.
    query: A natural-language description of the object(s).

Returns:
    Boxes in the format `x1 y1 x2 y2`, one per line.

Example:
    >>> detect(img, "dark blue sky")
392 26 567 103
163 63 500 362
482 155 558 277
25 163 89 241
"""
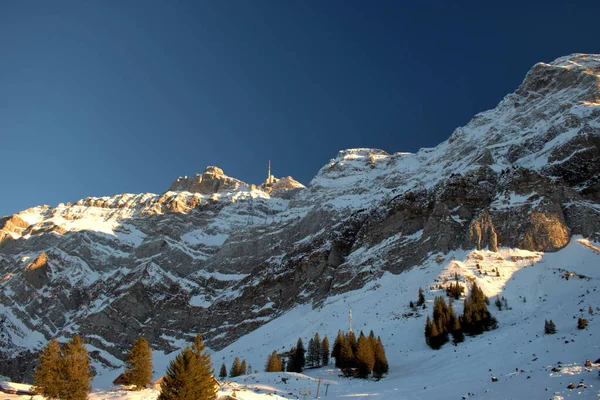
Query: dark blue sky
1 1 598 217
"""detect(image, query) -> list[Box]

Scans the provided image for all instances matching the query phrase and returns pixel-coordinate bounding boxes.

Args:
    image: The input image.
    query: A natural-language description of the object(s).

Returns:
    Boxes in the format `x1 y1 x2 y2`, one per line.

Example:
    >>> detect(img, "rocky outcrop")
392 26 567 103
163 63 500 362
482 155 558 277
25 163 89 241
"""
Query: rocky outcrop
467 212 498 252
169 166 248 194
22 253 50 289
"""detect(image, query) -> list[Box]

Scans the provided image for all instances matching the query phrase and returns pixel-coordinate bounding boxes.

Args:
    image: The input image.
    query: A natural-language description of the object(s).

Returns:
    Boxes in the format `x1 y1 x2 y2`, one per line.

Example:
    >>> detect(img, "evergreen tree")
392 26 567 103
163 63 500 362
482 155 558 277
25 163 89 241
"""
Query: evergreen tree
124 337 153 390
429 322 443 350
313 333 322 366
355 334 374 379
417 287 425 306
240 360 247 376
460 282 497 336
33 338 62 399
287 346 297 372
332 331 343 367
346 331 357 367
230 357 242 377
219 363 227 379
307 333 322 367
307 338 316 367
424 316 433 347
367 330 377 352
372 337 388 379
338 333 354 370
292 337 306 372
450 315 464 344
577 318 588 329
321 336 330 366
265 350 283 372
159 335 216 400
59 335 93 400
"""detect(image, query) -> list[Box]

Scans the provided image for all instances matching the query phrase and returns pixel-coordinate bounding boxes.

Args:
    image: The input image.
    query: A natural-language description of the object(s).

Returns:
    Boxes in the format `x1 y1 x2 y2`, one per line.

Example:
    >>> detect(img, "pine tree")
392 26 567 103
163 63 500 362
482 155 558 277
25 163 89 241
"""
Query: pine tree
59 335 93 400
33 338 62 399
355 334 374 379
424 316 433 347
417 287 425 306
230 357 242 377
219 363 227 379
313 333 322 367
346 331 357 367
372 337 388 379
292 337 306 372
265 350 283 372
429 322 443 350
158 335 216 400
338 333 354 370
287 346 297 372
321 336 330 366
124 337 153 390
451 315 464 344
577 318 588 329
307 338 316 368
307 333 322 367
332 331 343 367
240 360 247 376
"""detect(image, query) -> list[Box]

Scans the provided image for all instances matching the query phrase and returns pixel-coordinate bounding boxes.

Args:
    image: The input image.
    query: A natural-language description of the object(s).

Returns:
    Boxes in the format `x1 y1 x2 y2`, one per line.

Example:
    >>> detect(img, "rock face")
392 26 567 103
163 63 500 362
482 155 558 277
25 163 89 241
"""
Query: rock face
169 166 248 194
1 53 600 382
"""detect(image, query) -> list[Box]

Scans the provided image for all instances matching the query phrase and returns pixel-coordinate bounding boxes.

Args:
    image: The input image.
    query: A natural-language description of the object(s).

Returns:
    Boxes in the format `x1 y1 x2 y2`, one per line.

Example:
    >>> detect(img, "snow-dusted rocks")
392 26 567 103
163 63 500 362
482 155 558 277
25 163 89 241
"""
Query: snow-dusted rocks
0 54 599 386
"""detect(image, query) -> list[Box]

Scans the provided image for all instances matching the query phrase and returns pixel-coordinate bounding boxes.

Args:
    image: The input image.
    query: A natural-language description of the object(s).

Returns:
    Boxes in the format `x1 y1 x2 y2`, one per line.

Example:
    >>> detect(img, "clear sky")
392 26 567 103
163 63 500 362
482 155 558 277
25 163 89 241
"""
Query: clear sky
1 0 598 217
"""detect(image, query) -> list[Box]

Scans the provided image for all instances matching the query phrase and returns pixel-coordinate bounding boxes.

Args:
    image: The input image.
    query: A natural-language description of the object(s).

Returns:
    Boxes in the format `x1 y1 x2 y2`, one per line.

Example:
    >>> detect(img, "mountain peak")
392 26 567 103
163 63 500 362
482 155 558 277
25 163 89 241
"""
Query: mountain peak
169 166 249 195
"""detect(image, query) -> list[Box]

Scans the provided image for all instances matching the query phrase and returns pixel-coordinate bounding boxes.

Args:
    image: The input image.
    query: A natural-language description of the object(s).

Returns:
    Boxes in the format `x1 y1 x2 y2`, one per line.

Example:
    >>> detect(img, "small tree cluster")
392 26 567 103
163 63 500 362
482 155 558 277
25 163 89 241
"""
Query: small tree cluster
424 282 496 349
332 330 388 379
265 350 283 372
577 318 588 330
158 334 216 400
424 296 462 349
33 336 93 400
544 319 557 334
306 333 330 368
494 295 508 311
229 357 248 377
460 282 497 335
124 337 153 390
446 282 465 300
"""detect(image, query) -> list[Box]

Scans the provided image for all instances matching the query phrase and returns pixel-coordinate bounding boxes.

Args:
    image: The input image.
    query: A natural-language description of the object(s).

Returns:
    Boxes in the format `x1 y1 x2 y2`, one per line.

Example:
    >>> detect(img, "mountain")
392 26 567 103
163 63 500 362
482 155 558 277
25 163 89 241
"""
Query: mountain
0 53 599 387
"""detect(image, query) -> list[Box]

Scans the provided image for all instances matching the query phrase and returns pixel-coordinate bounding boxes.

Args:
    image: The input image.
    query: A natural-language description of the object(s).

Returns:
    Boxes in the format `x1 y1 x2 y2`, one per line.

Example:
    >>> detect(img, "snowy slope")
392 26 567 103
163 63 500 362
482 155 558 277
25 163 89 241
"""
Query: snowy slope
7 238 598 399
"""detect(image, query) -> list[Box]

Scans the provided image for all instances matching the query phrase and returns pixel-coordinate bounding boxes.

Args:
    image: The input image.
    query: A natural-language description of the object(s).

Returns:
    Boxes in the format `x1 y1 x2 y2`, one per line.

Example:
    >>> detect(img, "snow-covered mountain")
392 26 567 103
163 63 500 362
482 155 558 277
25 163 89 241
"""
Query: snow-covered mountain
1 53 599 392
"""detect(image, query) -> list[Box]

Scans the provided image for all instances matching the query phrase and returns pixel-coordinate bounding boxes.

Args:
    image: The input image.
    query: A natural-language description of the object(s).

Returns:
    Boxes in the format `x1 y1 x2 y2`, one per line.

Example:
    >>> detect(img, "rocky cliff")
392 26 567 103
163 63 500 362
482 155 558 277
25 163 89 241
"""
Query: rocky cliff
0 53 599 381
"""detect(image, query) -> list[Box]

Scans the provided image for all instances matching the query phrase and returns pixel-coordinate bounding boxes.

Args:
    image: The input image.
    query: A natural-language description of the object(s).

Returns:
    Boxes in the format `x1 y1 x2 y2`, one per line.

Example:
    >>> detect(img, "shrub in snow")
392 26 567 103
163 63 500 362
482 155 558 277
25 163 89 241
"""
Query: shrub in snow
544 319 557 334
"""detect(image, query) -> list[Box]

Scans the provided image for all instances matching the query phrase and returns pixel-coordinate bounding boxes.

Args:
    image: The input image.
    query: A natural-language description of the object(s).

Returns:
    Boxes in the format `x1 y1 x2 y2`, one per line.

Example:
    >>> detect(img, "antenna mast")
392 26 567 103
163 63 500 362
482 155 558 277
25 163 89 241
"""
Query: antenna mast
268 160 271 184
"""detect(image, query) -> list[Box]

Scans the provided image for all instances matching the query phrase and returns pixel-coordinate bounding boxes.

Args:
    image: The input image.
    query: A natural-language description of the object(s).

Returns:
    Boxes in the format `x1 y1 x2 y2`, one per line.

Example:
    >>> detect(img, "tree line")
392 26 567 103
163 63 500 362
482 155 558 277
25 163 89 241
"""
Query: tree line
34 333 217 400
218 356 251 379
264 330 388 380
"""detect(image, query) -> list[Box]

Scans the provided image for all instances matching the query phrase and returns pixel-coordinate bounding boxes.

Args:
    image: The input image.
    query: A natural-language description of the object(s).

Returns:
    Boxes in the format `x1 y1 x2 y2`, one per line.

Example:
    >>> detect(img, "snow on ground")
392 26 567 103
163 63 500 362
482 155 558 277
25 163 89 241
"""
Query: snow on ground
6 238 600 399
